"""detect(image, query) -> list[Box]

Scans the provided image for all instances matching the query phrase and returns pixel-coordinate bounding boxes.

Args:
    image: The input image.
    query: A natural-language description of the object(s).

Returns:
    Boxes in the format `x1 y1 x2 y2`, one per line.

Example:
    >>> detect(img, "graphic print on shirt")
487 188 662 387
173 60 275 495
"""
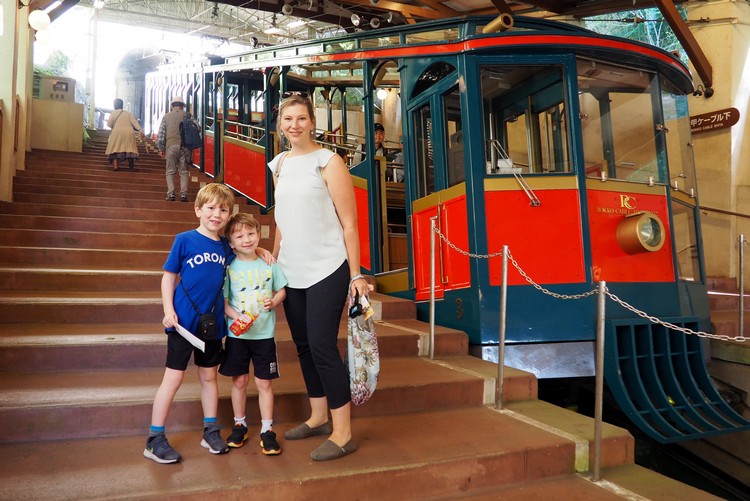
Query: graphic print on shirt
228 266 273 317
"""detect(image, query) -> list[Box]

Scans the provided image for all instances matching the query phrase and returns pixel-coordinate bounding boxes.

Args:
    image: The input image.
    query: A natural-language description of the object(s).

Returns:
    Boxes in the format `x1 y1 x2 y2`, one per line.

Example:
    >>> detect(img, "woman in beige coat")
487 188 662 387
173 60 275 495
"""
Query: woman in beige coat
105 98 144 171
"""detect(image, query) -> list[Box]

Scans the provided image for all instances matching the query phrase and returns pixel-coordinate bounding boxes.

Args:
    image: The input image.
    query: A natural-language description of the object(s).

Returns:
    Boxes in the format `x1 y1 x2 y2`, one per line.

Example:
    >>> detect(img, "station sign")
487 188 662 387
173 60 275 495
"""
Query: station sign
690 107 740 135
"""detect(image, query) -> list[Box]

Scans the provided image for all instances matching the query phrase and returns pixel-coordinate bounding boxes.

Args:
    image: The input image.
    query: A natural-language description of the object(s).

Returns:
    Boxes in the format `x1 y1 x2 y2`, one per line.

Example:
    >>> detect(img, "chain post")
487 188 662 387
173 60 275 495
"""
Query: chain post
429 217 437 360
592 281 606 482
740 234 746 339
496 245 508 410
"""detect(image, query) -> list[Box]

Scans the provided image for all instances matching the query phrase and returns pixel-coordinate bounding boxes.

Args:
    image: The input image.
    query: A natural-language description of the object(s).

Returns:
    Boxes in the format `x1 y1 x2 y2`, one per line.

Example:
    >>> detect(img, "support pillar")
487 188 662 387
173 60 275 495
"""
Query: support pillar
687 0 750 282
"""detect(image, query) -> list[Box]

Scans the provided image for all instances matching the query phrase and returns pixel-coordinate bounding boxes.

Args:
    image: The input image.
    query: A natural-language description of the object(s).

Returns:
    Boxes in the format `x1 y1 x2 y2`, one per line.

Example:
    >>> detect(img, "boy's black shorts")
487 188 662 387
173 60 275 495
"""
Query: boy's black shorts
219 337 279 380
165 331 224 371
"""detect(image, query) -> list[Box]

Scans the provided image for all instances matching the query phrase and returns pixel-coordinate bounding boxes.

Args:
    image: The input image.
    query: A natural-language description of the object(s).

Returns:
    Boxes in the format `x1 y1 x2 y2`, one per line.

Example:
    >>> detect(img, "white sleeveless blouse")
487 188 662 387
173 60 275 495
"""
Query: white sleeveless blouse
268 148 347 288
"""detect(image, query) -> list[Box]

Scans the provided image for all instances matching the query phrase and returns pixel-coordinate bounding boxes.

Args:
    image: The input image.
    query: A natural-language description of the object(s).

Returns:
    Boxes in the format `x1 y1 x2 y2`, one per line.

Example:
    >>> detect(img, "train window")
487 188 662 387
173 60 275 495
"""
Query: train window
413 62 456 98
444 86 464 186
660 84 696 194
414 104 435 197
360 35 401 49
578 60 664 183
406 28 460 45
480 65 570 175
672 201 701 282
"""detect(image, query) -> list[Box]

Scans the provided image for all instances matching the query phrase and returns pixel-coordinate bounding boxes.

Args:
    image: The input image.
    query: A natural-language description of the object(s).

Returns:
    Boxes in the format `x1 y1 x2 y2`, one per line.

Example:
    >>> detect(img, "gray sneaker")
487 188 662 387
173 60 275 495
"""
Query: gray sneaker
201 424 229 454
143 434 182 464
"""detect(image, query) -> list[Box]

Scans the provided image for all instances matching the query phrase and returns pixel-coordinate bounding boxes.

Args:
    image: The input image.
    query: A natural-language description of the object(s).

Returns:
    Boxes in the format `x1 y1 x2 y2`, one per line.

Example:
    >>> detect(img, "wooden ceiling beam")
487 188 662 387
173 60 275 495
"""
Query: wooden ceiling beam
653 0 712 93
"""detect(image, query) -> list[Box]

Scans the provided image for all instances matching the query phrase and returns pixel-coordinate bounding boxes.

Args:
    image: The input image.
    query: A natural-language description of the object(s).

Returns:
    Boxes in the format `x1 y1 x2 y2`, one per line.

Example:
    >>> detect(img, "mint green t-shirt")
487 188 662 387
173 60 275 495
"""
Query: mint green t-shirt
223 258 287 340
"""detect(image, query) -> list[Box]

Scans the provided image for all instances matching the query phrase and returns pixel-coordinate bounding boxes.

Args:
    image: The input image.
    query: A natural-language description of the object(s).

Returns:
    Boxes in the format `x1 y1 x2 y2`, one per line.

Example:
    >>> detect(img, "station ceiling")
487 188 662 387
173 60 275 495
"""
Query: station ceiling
40 0 687 48
33 0 711 89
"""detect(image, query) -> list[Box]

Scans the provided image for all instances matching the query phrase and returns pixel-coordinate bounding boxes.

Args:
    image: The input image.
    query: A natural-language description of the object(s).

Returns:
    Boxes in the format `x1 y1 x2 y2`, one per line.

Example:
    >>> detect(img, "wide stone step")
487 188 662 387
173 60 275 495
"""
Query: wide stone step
0 214 197 235
433 464 720 501
0 245 168 268
0 356 494 443
13 175 169 193
0 228 178 250
0 201 247 222
0 317 465 372
12 192 201 210
15 170 187 189
0 292 164 324
0 406 588 500
0 267 163 292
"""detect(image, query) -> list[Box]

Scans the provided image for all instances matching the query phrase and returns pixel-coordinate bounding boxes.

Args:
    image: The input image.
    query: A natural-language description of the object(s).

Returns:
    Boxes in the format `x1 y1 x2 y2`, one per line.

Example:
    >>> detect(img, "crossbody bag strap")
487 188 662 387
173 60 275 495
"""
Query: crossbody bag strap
178 239 230 315
274 151 288 178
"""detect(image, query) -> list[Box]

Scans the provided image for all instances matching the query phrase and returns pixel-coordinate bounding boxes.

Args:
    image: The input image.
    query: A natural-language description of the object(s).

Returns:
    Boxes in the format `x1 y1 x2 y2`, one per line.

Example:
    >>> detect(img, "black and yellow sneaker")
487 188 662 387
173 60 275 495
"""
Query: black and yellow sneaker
260 430 281 455
226 424 248 448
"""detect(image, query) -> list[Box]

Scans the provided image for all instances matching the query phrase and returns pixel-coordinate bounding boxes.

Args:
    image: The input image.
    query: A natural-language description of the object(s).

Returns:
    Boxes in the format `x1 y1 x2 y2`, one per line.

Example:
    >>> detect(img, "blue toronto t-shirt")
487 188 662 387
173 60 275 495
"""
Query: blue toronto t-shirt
163 229 232 338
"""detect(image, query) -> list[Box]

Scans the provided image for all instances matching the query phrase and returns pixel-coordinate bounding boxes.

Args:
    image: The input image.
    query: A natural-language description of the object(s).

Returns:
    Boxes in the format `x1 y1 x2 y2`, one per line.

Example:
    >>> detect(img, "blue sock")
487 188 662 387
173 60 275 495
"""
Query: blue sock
149 425 165 437
203 417 217 429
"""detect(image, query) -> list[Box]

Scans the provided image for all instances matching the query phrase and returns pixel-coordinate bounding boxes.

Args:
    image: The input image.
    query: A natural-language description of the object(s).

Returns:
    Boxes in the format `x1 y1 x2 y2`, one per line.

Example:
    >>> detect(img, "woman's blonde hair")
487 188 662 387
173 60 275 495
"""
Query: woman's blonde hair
276 94 315 138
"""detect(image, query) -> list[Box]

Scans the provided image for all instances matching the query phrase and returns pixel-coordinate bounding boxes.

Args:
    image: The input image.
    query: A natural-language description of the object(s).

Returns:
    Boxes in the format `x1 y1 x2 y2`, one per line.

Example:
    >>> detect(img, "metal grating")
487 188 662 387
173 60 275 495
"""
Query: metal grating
604 318 750 444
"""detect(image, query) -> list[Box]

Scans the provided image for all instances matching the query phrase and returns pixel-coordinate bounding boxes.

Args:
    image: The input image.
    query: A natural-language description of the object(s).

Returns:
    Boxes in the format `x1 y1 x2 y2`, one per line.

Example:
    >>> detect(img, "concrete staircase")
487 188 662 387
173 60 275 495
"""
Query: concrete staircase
0 132 720 500
694 277 750 488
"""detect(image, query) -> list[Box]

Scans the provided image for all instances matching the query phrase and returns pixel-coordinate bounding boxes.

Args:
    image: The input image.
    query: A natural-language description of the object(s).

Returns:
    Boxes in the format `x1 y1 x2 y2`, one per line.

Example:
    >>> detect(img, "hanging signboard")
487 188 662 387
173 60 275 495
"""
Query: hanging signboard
690 107 740 135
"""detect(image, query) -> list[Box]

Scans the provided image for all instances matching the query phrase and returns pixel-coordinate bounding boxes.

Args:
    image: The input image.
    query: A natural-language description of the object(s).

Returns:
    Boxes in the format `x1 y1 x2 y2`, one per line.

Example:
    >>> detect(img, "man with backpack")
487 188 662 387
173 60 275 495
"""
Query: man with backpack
156 96 192 202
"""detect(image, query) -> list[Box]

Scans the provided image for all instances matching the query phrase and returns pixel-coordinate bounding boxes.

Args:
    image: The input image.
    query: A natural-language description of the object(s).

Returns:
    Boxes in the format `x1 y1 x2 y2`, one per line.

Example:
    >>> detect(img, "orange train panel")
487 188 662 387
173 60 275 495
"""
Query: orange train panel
413 193 470 301
587 189 674 283
353 183 371 271
440 194 471 291
413 203 442 301
204 135 215 177
485 189 586 286
223 142 267 207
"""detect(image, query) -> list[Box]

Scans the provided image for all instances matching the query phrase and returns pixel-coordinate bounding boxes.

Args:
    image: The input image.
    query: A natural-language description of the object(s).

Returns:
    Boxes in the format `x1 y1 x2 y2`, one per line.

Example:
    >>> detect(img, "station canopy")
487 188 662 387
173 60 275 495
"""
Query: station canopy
38 0 688 48
35 0 710 89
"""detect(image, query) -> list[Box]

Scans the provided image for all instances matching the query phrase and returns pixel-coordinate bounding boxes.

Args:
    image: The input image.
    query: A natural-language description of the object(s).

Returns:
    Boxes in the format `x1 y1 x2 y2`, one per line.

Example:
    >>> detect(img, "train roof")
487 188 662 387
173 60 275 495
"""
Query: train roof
150 15 693 94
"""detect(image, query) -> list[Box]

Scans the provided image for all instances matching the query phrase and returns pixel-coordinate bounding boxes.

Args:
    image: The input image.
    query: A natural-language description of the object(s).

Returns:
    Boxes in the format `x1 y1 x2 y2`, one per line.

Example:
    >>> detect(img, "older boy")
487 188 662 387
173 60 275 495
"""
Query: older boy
220 213 287 455
144 183 235 464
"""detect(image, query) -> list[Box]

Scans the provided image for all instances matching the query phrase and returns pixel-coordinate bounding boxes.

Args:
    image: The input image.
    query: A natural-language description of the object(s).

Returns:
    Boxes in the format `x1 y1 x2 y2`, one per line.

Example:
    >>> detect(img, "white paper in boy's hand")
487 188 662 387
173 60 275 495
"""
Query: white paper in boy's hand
175 323 205 352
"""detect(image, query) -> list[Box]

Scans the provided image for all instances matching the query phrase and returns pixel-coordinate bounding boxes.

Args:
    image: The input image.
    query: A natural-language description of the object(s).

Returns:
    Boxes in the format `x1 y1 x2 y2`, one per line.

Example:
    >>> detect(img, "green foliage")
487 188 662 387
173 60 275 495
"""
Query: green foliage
583 7 687 64
34 50 73 77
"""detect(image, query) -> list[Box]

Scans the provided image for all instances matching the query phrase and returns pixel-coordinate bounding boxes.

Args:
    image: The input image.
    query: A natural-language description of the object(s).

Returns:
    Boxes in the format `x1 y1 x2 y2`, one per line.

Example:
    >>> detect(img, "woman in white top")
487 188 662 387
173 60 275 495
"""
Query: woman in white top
269 93 368 461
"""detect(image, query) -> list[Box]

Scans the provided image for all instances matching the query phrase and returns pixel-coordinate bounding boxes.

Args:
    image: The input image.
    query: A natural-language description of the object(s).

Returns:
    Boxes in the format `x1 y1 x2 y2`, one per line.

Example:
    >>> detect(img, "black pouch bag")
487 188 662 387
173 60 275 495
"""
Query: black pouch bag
197 312 218 341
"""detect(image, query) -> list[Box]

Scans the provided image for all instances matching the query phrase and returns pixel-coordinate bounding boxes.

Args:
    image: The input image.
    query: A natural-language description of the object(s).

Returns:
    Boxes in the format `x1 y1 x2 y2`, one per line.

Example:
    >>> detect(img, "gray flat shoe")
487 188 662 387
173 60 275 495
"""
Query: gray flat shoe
283 421 332 440
310 439 357 461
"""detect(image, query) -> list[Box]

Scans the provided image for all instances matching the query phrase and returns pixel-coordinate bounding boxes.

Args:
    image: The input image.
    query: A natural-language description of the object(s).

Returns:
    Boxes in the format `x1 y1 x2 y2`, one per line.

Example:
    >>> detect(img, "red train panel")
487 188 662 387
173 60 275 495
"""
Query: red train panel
223 139 267 206
485 184 585 286
587 187 673 283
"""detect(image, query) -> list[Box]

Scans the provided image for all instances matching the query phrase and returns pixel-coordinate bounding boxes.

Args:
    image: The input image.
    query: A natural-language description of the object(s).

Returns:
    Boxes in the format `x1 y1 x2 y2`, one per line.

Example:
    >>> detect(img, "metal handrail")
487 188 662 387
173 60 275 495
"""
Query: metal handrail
489 139 540 206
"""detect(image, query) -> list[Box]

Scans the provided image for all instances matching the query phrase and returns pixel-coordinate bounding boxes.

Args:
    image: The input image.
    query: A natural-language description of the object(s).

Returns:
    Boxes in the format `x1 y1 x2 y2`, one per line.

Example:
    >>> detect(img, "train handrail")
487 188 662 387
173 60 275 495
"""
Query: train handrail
224 119 265 145
700 205 750 220
489 139 540 206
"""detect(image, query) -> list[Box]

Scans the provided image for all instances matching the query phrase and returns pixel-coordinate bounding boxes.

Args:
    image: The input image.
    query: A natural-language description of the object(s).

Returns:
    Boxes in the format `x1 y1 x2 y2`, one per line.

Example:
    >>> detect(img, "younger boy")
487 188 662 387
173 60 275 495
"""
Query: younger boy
220 212 287 455
144 183 235 464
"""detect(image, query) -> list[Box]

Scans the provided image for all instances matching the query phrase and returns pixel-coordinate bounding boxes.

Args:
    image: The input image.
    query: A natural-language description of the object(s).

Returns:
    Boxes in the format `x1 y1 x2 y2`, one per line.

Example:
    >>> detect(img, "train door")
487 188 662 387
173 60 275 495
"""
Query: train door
408 62 471 301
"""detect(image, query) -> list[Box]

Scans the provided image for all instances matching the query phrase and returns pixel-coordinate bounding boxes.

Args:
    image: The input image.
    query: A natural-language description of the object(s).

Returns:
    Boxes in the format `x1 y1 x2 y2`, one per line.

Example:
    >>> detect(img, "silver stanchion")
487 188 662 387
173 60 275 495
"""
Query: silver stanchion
592 280 606 481
496 245 508 410
429 217 437 360
740 234 746 339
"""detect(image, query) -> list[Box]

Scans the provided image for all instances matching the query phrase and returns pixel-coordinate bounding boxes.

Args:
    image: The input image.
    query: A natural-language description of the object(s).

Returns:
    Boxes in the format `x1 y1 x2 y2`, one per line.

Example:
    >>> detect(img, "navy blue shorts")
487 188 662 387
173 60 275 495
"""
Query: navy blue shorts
165 331 224 371
219 337 280 380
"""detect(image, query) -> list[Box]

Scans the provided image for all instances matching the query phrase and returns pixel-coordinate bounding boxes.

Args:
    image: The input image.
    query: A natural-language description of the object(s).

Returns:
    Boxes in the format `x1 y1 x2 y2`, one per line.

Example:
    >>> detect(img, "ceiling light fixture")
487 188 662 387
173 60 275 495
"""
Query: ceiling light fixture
264 15 283 35
28 9 51 31
376 88 388 100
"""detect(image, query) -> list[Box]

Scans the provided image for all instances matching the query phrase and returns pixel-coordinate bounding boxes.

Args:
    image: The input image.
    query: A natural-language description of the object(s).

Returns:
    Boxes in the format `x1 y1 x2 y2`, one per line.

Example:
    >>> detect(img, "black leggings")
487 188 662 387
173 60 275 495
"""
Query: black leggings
283 261 351 409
